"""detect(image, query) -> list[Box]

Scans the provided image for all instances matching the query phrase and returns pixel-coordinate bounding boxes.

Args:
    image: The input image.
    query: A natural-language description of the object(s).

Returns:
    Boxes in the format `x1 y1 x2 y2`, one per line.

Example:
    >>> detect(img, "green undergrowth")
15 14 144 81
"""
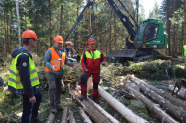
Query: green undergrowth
0 55 185 122
102 59 186 81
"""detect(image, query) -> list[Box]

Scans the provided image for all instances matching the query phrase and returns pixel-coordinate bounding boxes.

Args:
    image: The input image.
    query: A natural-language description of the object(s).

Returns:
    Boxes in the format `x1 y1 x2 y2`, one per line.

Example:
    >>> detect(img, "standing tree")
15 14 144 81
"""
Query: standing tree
15 0 21 46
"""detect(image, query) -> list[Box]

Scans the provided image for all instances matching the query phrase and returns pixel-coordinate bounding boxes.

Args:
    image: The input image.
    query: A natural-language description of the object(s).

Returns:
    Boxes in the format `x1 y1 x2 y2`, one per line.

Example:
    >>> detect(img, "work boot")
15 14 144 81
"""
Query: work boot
31 118 43 123
50 107 57 114
93 99 100 104
79 95 87 101
56 106 63 111
91 95 100 104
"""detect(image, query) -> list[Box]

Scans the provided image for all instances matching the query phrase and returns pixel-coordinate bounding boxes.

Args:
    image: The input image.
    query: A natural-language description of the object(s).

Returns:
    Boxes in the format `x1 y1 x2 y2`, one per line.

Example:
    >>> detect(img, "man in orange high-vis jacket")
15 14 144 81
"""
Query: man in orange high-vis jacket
80 37 106 104
44 35 77 113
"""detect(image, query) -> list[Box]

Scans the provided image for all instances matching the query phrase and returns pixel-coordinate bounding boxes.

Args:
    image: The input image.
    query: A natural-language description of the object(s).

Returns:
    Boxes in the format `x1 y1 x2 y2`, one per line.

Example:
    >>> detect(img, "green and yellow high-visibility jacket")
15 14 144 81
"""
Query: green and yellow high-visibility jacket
183 45 186 56
8 53 40 90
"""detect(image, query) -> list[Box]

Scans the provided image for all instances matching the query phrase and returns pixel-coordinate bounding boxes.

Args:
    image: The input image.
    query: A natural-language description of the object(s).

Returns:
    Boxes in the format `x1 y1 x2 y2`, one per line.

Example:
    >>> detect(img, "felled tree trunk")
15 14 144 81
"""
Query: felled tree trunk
78 107 92 123
61 106 68 123
68 84 119 123
46 113 55 123
138 82 186 122
168 85 186 100
128 75 186 111
98 86 148 123
123 81 178 123
68 110 76 123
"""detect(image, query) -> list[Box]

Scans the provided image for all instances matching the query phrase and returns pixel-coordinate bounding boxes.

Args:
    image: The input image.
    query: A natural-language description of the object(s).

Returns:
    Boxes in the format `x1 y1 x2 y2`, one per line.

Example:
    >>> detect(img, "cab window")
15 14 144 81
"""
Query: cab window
143 24 158 42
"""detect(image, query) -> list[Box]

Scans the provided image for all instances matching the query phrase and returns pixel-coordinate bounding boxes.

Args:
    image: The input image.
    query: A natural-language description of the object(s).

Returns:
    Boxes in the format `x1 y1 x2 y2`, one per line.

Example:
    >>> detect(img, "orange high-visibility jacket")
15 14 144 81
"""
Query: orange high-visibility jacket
46 47 65 71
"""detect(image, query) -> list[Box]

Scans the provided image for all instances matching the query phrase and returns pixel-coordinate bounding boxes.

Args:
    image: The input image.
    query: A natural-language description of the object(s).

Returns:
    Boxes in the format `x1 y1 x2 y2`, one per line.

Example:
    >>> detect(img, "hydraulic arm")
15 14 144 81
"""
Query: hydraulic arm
65 0 137 41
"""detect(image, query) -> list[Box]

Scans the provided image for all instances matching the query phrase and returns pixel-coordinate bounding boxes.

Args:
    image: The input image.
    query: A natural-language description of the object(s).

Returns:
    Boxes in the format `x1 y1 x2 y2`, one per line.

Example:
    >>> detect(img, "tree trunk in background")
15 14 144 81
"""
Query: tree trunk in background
6 13 9 56
136 0 139 24
109 7 112 51
166 0 171 56
113 13 117 49
60 5 63 36
184 0 186 45
49 0 52 47
173 24 175 56
172 0 176 57
89 6 91 34
0 18 2 56
76 2 79 52
182 22 184 53
184 0 186 69
4 8 6 57
35 10 39 53
16 0 21 47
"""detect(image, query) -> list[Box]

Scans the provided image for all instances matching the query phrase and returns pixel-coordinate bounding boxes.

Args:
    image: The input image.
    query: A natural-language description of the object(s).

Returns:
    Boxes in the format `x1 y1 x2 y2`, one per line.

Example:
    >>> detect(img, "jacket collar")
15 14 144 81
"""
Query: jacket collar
87 48 97 52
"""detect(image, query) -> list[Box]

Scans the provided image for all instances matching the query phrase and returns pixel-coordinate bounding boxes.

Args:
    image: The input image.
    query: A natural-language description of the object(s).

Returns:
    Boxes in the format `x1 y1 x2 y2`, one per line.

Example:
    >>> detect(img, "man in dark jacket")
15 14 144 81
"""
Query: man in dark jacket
80 37 106 103
8 30 42 123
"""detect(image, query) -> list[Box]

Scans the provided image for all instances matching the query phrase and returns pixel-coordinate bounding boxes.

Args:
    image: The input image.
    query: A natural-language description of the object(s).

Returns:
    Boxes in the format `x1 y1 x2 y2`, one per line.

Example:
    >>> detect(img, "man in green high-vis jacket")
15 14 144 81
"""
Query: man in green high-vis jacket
8 30 42 123
183 45 186 69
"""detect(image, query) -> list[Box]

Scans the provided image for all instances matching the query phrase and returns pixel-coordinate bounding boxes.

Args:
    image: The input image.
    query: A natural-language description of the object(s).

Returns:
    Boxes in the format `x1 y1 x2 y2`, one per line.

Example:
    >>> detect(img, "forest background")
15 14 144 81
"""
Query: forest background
0 0 185 60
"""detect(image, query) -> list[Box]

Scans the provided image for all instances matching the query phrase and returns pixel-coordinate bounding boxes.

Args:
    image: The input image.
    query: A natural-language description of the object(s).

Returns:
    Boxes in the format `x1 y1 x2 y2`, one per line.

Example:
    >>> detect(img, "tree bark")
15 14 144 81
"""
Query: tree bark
60 5 63 36
109 7 112 51
128 75 186 111
46 113 55 123
78 107 92 123
68 110 76 123
113 13 117 49
68 84 119 123
137 82 186 122
123 81 178 123
166 0 171 56
61 106 68 123
184 0 186 69
98 86 148 123
48 0 52 47
15 0 21 46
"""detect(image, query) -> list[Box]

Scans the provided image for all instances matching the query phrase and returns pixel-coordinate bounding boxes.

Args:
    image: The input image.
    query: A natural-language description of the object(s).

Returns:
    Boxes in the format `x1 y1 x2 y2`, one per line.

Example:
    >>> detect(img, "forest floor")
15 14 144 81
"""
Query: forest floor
0 58 185 123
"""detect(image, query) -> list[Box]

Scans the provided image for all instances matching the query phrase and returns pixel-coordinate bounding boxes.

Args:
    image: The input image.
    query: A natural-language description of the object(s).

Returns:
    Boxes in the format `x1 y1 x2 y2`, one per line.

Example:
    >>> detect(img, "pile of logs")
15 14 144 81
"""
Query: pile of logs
46 75 186 123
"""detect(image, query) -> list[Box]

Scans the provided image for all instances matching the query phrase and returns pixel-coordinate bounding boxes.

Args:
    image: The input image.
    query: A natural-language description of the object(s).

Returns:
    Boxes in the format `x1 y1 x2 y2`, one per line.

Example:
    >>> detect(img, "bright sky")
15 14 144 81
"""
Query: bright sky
140 0 163 18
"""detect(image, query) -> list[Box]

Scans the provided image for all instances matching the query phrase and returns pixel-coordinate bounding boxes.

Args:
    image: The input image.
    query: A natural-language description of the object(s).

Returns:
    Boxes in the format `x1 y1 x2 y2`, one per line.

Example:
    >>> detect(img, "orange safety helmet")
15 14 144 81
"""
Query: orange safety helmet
86 37 96 45
54 35 64 43
22 30 38 40
65 42 74 46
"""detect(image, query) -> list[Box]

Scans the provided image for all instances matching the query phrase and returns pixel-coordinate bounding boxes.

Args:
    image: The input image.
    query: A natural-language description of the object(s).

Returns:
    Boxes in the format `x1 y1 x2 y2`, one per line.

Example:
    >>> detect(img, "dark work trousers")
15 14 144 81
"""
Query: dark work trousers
80 72 100 99
47 77 62 108
21 88 42 123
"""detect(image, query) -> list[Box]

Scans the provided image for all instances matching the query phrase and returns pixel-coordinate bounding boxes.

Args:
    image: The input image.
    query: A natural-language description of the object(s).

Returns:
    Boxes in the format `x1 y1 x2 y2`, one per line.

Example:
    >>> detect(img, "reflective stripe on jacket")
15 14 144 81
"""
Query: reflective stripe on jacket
8 53 40 89
46 47 65 71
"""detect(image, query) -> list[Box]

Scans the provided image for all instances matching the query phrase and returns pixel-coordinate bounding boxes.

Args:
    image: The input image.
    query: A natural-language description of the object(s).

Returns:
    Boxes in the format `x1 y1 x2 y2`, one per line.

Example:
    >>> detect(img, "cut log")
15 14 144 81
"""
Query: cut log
68 84 119 123
168 85 186 100
61 106 68 123
128 75 186 111
46 113 55 123
98 86 148 123
68 110 76 123
137 82 186 122
123 80 178 123
78 107 92 123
